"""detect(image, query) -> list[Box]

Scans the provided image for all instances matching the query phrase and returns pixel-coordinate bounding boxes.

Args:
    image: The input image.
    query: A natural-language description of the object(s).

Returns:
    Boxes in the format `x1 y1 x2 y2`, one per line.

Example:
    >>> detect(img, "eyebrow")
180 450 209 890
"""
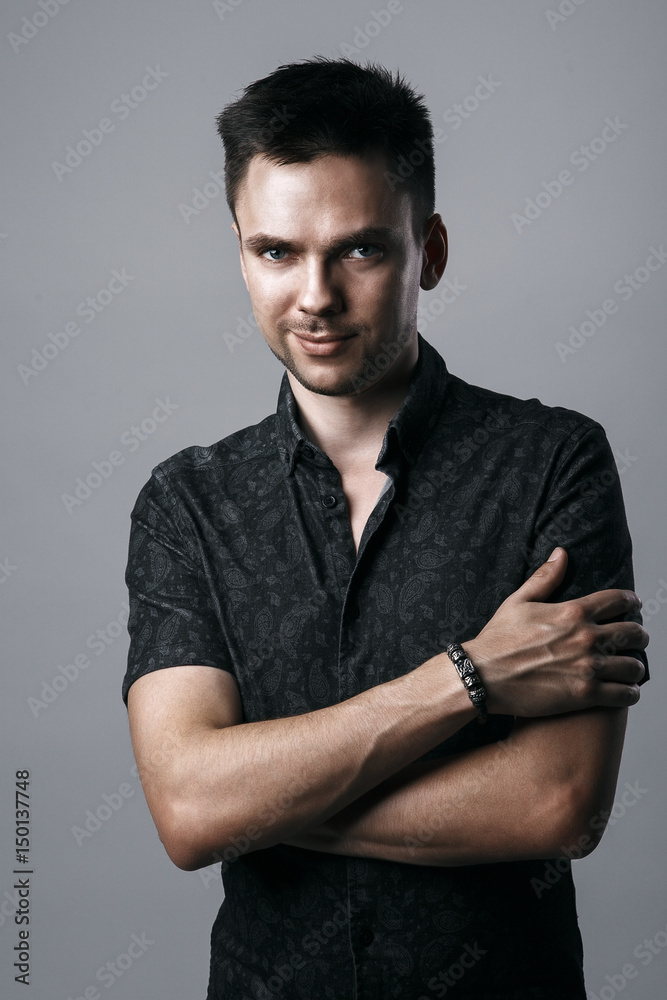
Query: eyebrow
241 225 401 257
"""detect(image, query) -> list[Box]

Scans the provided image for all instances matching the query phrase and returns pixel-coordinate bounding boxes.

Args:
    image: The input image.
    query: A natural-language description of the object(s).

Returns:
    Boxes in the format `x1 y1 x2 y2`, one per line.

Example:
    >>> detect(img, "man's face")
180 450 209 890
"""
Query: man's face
232 153 428 397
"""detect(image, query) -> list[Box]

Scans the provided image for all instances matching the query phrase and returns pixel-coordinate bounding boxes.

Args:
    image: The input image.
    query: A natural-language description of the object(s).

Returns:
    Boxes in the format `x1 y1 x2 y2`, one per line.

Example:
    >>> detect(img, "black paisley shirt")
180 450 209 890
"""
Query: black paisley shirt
123 334 648 1000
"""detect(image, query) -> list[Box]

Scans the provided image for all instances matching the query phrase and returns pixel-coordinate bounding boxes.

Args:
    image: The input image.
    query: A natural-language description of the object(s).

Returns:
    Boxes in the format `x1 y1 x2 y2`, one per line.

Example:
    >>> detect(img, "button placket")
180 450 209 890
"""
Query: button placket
358 926 374 948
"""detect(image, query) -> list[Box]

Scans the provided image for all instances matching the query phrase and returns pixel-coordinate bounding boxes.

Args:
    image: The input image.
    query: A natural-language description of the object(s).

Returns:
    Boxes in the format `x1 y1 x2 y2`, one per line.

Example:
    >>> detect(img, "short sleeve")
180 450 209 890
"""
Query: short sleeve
121 467 233 705
527 421 649 683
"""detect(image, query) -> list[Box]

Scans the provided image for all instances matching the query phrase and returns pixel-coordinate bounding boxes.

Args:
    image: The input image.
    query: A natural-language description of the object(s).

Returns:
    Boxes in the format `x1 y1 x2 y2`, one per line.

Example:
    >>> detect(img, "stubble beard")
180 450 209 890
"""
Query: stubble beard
267 321 414 398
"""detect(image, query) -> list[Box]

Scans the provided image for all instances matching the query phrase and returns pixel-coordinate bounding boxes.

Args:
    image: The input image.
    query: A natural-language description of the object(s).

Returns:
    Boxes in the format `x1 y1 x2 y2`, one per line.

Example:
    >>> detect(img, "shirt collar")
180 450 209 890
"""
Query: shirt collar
275 333 450 475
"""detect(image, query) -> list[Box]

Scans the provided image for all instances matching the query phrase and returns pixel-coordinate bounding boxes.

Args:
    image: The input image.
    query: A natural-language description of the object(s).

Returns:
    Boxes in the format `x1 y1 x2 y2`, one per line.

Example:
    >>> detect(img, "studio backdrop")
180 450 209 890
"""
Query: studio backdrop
1 1 665 997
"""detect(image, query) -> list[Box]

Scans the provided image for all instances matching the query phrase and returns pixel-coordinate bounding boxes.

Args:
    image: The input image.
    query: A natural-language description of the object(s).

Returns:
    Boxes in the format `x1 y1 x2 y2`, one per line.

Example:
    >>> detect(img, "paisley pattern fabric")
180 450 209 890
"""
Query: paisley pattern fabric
123 334 648 999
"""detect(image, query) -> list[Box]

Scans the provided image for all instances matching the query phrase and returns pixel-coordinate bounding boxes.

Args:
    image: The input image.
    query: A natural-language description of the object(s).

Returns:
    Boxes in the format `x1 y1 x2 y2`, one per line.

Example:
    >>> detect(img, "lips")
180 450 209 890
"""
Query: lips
292 332 354 343
291 331 356 356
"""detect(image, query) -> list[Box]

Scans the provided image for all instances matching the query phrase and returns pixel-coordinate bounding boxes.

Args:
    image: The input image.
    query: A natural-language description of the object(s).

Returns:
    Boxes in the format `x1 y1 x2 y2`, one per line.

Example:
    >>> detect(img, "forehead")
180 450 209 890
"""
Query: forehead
235 153 415 239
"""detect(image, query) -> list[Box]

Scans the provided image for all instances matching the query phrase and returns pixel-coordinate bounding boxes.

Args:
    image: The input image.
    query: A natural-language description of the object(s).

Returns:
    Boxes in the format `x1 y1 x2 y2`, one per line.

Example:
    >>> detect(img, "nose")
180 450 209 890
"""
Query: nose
296 259 342 316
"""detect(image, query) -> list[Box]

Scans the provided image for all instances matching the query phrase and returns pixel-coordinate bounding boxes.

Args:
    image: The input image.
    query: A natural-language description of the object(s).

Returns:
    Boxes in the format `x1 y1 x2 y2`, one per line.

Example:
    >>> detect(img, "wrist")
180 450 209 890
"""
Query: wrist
446 642 489 723
420 654 477 727
461 638 493 701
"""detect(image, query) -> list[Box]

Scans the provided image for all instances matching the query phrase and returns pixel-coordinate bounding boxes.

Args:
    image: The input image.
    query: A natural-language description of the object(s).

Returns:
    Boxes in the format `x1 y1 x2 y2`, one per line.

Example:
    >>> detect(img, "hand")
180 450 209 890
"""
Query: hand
460 547 648 717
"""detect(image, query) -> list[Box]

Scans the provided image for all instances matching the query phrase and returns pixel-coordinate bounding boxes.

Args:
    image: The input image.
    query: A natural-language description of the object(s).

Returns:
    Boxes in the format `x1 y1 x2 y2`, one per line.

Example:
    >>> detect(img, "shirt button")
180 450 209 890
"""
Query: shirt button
321 495 337 508
358 927 374 947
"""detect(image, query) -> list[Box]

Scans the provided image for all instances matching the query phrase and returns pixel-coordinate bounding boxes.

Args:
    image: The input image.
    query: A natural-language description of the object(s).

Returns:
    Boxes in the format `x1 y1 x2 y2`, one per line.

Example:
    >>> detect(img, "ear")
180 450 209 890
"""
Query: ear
232 221 249 289
419 214 448 291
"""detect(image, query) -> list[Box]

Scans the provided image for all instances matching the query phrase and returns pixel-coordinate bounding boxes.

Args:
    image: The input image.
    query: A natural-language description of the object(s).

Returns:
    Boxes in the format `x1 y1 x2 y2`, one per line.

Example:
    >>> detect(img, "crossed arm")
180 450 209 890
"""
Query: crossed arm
280 706 628 865
127 548 646 871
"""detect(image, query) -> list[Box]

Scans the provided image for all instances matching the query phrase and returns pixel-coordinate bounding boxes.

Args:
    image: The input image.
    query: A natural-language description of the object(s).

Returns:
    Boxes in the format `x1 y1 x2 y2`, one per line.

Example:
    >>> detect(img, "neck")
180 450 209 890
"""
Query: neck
287 337 419 473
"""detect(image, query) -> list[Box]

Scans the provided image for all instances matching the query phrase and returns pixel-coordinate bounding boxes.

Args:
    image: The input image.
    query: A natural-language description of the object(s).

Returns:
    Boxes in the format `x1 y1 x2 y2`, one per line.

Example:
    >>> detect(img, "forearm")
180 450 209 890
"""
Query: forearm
156 657 475 869
131 549 645 871
283 707 628 865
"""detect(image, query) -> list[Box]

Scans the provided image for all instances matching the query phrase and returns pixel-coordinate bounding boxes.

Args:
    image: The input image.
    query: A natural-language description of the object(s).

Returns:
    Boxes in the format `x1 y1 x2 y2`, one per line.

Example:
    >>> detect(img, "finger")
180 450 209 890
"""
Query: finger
591 654 646 685
587 681 641 709
512 547 568 603
594 621 650 652
574 588 642 622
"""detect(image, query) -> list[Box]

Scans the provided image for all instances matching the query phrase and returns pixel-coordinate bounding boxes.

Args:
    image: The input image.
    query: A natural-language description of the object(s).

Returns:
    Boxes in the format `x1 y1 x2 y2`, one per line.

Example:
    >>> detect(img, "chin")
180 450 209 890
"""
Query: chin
295 365 390 397
291 370 366 397
270 338 397 397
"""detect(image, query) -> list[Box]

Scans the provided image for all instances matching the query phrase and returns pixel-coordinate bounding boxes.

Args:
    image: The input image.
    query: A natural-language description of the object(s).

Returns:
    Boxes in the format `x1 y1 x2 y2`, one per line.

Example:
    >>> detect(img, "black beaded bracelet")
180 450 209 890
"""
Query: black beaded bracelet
445 642 488 724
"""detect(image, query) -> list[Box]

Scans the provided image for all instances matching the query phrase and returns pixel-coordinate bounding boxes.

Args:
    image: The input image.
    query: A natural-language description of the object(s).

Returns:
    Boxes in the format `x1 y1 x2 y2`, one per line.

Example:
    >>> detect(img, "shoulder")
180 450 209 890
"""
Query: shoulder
130 412 283 518
157 412 279 478
442 370 606 449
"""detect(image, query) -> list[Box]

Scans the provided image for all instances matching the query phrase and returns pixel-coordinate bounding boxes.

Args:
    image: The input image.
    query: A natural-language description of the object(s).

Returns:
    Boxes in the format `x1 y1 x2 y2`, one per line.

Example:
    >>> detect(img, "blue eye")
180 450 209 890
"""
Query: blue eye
261 248 288 261
349 245 380 259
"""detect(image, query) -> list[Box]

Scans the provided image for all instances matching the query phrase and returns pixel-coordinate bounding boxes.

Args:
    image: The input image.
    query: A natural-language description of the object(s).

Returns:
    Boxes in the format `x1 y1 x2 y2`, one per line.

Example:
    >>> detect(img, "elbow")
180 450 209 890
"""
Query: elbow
163 834 211 873
154 798 209 871
542 782 611 861
157 796 254 872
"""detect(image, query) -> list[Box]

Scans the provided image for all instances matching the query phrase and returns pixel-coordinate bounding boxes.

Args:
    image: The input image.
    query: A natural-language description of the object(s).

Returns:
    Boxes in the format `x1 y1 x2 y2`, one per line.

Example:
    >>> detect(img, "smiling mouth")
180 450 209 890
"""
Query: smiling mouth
291 331 356 355
291 330 355 342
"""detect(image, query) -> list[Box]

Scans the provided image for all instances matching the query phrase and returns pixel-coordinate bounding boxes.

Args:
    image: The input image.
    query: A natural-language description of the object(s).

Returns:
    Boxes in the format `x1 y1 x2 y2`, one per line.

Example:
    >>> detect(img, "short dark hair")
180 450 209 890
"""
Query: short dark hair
215 57 435 236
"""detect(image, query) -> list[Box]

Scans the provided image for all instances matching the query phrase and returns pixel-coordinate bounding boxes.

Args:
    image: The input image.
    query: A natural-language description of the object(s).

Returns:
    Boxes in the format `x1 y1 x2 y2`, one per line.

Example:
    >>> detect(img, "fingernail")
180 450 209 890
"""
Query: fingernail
547 547 560 562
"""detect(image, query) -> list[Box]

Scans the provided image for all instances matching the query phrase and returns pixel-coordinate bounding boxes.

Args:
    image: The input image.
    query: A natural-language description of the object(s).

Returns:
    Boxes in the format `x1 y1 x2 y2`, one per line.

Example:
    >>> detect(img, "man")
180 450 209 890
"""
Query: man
123 59 649 999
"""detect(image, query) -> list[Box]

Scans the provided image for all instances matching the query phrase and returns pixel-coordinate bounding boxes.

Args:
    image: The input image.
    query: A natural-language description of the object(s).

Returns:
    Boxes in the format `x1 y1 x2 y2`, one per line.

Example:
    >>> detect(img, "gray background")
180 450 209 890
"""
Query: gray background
1 0 665 997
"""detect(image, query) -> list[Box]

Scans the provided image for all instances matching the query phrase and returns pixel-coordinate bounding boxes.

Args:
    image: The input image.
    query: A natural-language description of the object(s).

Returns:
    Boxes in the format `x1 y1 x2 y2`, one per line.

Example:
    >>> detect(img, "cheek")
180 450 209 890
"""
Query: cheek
246 269 291 317
396 254 423 310
366 266 416 317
